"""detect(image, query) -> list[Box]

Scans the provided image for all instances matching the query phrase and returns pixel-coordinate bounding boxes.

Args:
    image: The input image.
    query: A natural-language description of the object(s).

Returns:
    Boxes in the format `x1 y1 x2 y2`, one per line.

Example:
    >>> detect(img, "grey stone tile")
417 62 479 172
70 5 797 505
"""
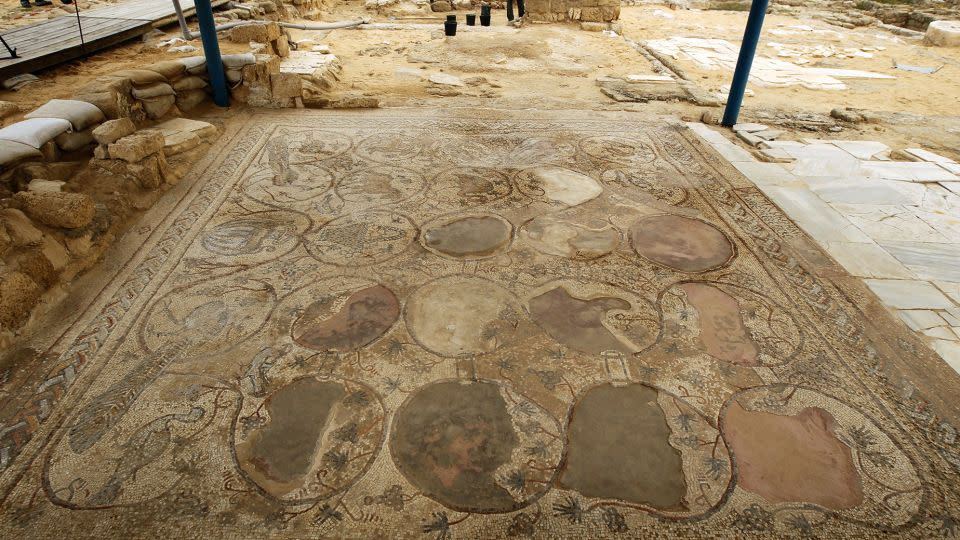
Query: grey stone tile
865 279 956 309
823 241 916 279
762 186 871 242
860 161 959 183
881 241 960 281
898 309 946 331
732 161 803 187
933 340 960 373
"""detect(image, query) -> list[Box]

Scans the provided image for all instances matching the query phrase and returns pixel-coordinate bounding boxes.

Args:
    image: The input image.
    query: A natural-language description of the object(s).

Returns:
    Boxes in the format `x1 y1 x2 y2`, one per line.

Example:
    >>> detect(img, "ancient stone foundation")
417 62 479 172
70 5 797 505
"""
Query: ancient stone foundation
524 0 621 23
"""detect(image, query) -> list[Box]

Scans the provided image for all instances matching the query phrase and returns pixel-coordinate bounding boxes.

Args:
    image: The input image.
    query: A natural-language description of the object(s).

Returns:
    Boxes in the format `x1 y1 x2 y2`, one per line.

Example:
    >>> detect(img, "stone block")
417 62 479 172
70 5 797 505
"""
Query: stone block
27 179 64 192
90 152 172 190
14 191 96 229
162 130 202 157
93 118 136 145
0 271 42 330
270 72 303 99
0 208 43 247
155 118 219 141
108 129 165 163
272 36 291 57
230 21 282 43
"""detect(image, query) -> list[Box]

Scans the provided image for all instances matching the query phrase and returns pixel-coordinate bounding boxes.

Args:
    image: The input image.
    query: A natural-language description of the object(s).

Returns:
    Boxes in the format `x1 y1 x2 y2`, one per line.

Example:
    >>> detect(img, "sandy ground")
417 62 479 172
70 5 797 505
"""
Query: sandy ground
619 5 960 118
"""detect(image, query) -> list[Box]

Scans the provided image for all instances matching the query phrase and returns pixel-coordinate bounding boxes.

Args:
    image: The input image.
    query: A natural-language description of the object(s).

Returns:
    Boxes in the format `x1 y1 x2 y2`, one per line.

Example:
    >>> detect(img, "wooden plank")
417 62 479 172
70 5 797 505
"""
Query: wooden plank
0 18 152 80
0 0 231 80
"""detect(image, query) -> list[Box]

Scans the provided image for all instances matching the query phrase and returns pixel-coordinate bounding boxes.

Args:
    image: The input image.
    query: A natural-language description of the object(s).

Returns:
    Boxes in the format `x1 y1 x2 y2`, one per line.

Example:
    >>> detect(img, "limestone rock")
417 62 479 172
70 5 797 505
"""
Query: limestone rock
428 72 464 86
92 118 136 145
108 129 165 163
27 179 65 192
270 72 303 99
0 101 19 120
162 130 202 156
272 37 291 57
14 191 96 229
155 118 219 141
230 21 282 43
0 208 43 247
431 0 451 11
924 20 960 47
90 152 172 190
0 271 42 329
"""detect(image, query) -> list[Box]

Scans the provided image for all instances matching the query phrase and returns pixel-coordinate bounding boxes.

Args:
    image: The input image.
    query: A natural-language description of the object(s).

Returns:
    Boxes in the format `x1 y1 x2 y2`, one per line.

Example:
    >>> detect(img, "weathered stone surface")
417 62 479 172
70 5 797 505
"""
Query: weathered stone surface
90 152 171 190
108 129 165 163
0 101 19 120
431 0 451 11
0 271 42 329
92 118 136 145
26 179 64 193
0 208 43 246
230 21 282 43
155 118 218 141
270 72 303 99
162 130 202 157
924 20 960 47
272 36 291 57
14 191 96 229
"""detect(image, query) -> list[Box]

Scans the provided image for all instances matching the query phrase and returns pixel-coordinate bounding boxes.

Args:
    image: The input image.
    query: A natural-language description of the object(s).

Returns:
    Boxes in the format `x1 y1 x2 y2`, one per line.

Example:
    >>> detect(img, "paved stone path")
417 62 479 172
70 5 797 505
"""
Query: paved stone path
689 123 960 373
1 109 959 538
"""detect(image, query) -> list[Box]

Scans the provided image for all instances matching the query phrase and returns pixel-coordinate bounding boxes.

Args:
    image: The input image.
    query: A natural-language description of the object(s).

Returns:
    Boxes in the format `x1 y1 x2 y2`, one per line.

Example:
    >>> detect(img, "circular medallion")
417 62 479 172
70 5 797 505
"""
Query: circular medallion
335 166 426 207
420 213 513 260
234 377 385 504
197 210 310 265
580 135 657 164
427 167 512 208
404 275 523 357
519 215 620 260
560 382 731 517
390 379 562 513
720 385 921 526
629 214 735 272
601 168 689 206
514 167 603 207
304 210 417 266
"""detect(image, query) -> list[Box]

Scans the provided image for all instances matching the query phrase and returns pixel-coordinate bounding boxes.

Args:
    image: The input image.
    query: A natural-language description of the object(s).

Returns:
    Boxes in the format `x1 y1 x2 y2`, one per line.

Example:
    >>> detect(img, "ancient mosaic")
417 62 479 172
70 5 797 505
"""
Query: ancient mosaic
1 109 959 538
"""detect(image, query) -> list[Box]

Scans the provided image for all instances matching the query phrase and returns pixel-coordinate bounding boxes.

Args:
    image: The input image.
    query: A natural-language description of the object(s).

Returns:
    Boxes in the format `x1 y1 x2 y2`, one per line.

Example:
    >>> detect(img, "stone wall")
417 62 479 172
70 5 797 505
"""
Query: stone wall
524 0 621 22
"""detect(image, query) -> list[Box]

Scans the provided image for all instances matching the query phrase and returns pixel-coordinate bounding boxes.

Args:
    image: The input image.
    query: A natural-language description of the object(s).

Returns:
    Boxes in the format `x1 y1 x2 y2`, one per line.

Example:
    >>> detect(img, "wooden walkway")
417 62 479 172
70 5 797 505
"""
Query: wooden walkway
0 0 229 81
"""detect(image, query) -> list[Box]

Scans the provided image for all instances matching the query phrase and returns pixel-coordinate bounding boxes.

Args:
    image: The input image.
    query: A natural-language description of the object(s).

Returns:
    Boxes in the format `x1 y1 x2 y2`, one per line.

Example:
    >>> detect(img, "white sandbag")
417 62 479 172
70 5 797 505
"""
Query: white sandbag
222 53 257 68
179 56 207 75
0 139 42 168
24 99 105 130
131 82 176 99
172 76 209 91
0 118 72 149
55 127 96 152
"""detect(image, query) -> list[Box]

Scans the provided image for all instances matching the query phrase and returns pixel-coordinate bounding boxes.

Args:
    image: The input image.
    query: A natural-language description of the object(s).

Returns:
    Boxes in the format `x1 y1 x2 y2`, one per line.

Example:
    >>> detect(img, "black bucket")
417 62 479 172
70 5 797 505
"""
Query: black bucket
466 13 476 25
479 14 491 26
444 16 457 36
480 4 491 17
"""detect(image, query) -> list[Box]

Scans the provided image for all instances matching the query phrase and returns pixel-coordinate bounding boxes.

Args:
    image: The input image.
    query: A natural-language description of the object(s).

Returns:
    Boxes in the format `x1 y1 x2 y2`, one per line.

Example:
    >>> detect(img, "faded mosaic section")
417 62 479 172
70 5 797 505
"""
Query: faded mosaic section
0 109 957 538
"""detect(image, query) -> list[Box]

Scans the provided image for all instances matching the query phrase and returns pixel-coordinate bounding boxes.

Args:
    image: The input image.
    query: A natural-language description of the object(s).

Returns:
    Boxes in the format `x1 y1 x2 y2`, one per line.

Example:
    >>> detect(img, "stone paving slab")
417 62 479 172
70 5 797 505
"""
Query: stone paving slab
1 110 959 538
688 122 960 382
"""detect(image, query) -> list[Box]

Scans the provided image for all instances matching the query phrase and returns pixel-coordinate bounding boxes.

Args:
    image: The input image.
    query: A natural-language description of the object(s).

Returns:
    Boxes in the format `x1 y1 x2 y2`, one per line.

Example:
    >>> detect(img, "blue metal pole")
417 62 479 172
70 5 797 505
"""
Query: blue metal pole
194 0 229 107
721 0 769 127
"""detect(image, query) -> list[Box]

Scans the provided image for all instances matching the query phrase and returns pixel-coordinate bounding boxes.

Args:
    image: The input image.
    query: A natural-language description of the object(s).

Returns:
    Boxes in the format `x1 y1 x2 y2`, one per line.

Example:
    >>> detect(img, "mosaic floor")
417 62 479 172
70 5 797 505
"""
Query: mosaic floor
2 108 960 538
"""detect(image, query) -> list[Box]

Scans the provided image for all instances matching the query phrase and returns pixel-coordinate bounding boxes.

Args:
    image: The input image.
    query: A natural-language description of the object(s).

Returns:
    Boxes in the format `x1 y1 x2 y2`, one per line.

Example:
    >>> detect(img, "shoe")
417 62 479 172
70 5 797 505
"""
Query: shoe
61 0 73 3
20 0 31 8
34 0 53 5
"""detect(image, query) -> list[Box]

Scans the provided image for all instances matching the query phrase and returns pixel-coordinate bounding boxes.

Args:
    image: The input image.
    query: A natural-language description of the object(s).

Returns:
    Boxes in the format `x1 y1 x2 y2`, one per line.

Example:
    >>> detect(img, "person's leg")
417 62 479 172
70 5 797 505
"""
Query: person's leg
507 0 514 20
517 0 524 17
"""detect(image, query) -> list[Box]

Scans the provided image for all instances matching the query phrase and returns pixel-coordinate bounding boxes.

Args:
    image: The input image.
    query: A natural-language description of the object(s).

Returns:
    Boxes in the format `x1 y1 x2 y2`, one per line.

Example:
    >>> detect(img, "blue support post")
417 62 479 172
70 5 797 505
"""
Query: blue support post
721 0 769 127
194 0 229 107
